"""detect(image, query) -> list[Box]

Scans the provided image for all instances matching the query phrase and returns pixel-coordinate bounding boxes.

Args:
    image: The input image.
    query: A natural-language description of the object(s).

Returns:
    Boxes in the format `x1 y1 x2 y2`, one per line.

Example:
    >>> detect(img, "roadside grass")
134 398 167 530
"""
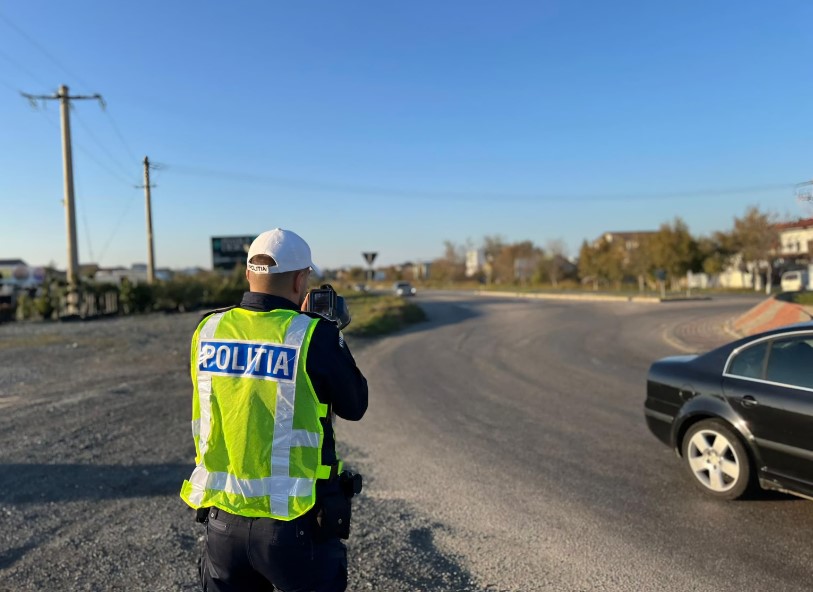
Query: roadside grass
790 292 813 306
343 293 426 337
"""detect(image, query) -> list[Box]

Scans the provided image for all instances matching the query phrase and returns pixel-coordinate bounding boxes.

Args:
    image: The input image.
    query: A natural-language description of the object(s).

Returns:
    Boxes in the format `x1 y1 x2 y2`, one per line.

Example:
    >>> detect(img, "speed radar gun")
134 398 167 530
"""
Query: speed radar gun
306 284 351 330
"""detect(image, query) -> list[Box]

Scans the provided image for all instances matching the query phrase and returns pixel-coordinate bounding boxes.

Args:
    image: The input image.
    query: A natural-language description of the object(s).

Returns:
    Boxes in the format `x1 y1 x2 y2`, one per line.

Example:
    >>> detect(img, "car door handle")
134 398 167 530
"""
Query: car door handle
741 396 759 408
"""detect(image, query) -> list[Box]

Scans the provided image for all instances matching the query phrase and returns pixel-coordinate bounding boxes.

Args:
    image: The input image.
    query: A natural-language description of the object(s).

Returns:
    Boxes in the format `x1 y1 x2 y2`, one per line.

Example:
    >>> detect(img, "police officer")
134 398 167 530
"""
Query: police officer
180 228 368 592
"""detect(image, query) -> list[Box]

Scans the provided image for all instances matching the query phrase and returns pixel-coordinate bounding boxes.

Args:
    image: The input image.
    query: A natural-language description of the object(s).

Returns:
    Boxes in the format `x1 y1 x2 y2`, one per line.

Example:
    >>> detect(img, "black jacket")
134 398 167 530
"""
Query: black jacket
237 291 368 466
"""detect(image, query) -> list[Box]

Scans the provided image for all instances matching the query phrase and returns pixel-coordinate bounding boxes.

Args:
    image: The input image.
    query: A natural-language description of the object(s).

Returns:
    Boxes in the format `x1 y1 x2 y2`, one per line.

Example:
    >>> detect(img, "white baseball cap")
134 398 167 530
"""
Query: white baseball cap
246 228 321 275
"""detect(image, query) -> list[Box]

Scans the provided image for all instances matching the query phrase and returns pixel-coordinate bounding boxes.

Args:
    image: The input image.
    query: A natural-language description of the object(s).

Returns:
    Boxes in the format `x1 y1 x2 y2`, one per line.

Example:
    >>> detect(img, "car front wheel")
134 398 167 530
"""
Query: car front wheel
681 419 752 500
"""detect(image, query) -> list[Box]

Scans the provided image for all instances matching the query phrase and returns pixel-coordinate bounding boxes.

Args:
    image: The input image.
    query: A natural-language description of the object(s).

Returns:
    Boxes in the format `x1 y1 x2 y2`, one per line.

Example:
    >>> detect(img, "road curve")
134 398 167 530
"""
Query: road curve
344 292 813 592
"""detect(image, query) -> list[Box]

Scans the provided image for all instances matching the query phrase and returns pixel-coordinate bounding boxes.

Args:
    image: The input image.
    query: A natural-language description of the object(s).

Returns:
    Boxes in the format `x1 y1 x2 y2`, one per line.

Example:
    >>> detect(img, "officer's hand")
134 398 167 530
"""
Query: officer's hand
301 293 310 312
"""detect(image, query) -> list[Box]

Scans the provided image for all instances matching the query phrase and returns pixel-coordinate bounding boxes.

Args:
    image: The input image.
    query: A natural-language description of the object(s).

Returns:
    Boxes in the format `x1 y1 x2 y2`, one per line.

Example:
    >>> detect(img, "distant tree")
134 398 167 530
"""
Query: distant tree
697 231 736 276
480 237 542 284
430 240 467 283
578 237 624 290
649 217 697 289
730 206 780 293
482 235 506 283
594 237 625 289
625 234 655 292
345 266 367 282
577 240 599 290
502 240 542 284
543 239 568 288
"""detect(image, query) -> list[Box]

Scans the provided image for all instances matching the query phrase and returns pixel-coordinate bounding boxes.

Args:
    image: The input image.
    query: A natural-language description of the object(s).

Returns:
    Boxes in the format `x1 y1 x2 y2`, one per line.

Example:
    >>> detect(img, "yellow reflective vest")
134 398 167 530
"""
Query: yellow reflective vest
180 308 336 520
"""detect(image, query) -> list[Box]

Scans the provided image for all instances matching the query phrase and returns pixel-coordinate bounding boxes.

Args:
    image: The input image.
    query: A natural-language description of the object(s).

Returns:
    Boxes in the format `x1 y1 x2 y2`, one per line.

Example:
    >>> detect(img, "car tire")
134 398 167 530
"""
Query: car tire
681 419 753 500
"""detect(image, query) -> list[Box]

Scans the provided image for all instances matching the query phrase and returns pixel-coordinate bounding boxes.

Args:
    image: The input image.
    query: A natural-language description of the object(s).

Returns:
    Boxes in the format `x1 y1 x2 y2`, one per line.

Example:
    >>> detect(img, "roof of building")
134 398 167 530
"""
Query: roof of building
0 259 27 267
776 217 813 231
601 231 657 240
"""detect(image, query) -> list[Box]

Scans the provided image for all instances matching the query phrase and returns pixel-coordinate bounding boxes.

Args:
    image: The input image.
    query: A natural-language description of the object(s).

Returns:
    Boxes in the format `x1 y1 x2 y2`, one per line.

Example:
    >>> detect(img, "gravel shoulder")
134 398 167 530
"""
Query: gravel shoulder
0 313 480 592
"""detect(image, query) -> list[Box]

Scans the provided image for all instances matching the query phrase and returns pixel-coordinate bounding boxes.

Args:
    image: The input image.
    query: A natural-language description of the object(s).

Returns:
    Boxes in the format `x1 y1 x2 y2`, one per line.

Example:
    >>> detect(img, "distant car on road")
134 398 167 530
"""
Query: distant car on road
781 270 809 292
393 281 416 297
645 322 813 501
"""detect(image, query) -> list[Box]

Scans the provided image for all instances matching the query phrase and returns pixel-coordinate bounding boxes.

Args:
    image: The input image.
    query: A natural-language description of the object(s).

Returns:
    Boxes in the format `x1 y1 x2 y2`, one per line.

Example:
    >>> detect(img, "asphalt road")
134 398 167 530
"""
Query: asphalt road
343 292 813 592
1 293 810 591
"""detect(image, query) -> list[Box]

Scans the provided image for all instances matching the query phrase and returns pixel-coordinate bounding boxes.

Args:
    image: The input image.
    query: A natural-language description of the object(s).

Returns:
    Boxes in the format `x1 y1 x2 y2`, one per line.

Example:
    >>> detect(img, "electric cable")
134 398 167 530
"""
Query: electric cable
162 163 794 203
0 10 94 93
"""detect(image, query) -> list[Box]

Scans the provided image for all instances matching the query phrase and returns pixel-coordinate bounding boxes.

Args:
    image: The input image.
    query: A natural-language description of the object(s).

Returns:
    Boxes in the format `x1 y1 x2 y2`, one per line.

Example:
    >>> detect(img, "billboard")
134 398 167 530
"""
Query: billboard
211 235 256 270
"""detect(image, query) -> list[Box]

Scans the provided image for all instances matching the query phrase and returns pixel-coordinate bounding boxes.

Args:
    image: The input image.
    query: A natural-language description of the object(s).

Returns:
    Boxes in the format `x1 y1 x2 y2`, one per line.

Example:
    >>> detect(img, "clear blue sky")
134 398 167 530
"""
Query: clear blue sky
1 1 811 271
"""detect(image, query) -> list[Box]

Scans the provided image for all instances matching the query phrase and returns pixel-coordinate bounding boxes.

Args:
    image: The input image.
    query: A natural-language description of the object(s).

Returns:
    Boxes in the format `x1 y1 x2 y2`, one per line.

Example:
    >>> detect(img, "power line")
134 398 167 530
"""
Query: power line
32 103 138 188
1 9 141 169
74 171 96 263
72 108 139 182
103 109 140 165
163 163 795 203
97 195 139 264
0 10 93 93
0 46 51 89
0 76 18 93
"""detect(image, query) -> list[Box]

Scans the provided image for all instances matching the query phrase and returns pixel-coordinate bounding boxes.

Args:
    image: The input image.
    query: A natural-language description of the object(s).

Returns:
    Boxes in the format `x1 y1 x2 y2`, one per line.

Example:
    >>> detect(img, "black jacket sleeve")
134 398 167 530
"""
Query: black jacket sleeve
305 319 368 421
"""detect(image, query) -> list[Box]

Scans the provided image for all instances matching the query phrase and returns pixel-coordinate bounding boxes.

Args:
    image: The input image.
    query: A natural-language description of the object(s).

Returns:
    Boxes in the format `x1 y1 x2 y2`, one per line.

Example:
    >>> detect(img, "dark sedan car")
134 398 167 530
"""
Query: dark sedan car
645 321 813 501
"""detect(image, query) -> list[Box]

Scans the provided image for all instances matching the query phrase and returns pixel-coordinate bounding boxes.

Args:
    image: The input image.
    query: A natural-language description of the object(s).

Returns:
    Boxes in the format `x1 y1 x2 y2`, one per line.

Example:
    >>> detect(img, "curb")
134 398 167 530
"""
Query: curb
731 297 812 336
472 291 701 304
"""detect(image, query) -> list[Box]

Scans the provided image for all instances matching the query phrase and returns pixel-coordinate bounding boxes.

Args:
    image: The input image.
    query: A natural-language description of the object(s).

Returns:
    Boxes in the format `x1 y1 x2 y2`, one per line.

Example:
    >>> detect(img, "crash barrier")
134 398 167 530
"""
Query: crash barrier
57 290 120 319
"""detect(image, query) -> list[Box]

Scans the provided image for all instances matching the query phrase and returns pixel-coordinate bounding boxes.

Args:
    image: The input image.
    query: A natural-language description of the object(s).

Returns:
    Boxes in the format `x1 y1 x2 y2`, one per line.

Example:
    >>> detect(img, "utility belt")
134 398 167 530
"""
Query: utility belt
195 470 363 541
317 470 363 540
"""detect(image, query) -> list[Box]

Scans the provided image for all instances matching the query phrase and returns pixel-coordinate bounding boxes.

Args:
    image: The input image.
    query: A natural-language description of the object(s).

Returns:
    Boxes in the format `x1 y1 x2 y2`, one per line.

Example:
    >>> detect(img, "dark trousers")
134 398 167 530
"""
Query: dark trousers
200 507 347 592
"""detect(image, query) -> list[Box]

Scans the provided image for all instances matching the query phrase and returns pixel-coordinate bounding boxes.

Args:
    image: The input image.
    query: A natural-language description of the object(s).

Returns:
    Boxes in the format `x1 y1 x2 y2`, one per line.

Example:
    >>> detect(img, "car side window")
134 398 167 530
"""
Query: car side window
766 337 813 389
728 342 768 379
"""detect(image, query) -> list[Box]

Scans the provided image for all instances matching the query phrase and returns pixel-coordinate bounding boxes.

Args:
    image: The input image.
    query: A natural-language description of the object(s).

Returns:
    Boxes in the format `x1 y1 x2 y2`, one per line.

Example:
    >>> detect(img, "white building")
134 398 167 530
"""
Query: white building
777 217 813 256
465 249 485 277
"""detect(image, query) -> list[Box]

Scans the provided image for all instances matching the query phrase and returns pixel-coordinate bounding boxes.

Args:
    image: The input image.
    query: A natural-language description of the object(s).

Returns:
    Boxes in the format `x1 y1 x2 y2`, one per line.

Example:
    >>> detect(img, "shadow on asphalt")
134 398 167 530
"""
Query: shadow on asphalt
0 463 190 503
348 298 484 351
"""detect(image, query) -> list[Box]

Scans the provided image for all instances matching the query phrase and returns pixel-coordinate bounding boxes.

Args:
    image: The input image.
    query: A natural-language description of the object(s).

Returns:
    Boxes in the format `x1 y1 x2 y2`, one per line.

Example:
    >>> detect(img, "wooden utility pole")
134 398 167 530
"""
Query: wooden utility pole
22 85 104 315
143 156 156 284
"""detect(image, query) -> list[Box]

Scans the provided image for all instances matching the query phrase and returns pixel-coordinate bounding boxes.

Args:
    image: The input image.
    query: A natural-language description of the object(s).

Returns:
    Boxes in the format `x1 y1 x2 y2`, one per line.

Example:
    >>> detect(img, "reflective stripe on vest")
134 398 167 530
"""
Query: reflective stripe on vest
182 311 329 519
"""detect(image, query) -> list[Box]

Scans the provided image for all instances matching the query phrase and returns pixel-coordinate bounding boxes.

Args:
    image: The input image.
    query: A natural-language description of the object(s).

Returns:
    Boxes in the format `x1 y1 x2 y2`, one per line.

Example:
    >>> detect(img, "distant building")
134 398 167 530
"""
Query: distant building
94 265 171 285
413 261 430 280
0 259 45 289
465 249 485 277
777 217 813 256
0 259 28 277
594 231 657 251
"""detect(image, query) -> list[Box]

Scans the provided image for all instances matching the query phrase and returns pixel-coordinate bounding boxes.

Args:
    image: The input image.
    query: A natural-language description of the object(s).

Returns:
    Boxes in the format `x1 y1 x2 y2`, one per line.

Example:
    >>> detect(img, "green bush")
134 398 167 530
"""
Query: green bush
155 279 205 312
33 292 55 319
15 293 35 320
791 292 813 306
119 280 156 314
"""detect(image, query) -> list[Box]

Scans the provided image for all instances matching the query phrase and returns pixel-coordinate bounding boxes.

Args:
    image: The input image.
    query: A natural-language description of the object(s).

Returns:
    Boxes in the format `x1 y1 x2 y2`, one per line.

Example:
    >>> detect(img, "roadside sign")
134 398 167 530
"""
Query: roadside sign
212 235 256 270
362 252 378 266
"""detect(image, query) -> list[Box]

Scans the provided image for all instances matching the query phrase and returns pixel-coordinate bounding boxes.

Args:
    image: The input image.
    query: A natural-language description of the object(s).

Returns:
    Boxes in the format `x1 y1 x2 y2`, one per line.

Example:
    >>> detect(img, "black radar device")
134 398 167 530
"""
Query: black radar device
307 284 351 330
